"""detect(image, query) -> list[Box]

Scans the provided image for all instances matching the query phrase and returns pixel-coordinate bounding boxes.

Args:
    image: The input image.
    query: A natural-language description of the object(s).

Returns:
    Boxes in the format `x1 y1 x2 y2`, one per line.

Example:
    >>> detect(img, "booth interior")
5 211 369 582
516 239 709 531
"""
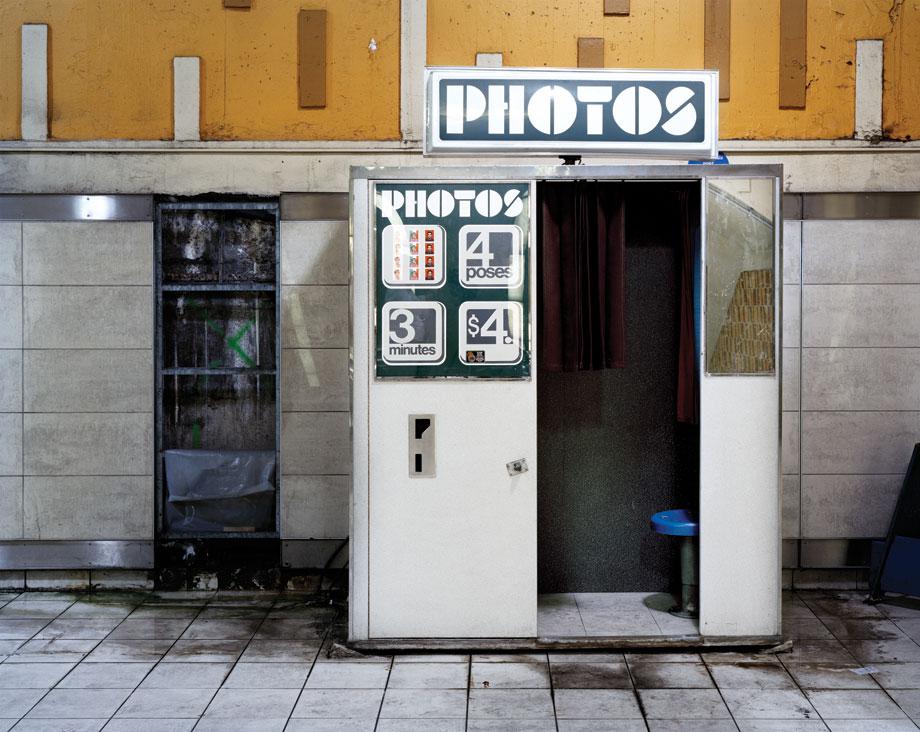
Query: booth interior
536 180 702 638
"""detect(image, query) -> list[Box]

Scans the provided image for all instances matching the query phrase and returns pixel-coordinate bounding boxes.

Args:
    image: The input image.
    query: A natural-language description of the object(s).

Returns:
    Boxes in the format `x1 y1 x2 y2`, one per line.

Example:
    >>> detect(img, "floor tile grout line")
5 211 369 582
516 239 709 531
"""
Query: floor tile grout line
105 599 210 730
699 653 744 731
571 594 589 637
464 655 471 732
791 589 920 727
282 599 338 732
620 651 651 732
372 654 394 731
774 650 831 729
4 596 103 725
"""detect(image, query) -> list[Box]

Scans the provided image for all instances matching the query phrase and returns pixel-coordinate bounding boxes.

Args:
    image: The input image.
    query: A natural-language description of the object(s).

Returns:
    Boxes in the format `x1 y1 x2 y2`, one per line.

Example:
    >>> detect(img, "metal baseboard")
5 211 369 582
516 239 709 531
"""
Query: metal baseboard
282 539 349 569
349 635 784 652
800 539 873 568
0 541 154 570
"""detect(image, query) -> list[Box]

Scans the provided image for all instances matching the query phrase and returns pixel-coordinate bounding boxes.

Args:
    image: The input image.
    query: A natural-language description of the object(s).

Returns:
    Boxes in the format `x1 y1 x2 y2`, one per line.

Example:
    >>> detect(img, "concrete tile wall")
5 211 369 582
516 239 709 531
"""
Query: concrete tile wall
279 220 350 543
782 218 920 565
23 476 151 540
0 224 23 539
0 221 154 542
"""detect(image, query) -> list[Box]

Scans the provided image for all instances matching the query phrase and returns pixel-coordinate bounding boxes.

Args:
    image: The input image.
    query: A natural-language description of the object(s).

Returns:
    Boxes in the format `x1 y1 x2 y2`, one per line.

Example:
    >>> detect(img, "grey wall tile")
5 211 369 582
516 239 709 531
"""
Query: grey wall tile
0 413 22 475
803 285 920 347
801 474 902 538
23 222 153 285
0 223 22 285
281 349 349 412
24 349 153 413
783 220 801 285
281 221 348 285
782 348 800 412
0 350 22 412
0 286 22 349
281 475 349 538
783 284 800 347
24 286 152 349
803 220 920 284
802 348 920 411
24 413 152 476
23 476 152 540
281 286 348 348
0 477 23 539
783 475 801 539
782 411 800 475
802 411 919 475
281 412 351 475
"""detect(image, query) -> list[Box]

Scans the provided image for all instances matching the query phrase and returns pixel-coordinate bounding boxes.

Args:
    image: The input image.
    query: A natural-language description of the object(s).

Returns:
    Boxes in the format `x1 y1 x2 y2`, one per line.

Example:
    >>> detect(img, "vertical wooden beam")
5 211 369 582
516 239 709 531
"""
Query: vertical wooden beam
779 0 807 109
577 37 605 68
704 0 731 101
604 0 630 15
298 9 326 108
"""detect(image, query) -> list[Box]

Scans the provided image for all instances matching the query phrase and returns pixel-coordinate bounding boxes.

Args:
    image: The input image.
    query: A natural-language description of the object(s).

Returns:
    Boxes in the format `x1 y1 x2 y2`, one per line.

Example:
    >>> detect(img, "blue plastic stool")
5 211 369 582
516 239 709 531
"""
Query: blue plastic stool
651 509 699 618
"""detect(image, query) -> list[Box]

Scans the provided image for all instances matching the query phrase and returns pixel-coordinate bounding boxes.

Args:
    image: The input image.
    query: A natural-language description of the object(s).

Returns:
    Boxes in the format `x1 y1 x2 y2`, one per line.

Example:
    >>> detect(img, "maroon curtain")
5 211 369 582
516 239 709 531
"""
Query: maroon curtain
540 181 626 372
676 189 698 425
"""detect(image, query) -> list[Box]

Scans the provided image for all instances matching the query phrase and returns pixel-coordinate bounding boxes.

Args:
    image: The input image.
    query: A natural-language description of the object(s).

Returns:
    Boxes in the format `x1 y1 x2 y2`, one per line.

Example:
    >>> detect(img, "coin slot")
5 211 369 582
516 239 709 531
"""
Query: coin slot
408 414 436 478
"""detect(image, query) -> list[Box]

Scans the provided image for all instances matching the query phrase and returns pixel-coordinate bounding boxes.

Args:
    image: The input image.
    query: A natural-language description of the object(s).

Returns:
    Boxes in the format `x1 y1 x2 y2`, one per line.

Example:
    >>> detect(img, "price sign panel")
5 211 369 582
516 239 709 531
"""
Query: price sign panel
374 182 530 379
459 302 523 365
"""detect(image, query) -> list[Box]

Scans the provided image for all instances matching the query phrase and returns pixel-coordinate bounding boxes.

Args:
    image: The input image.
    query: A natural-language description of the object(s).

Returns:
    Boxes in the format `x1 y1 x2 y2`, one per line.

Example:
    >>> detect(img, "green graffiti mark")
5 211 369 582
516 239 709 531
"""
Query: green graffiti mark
225 320 256 367
186 299 257 367
191 422 202 448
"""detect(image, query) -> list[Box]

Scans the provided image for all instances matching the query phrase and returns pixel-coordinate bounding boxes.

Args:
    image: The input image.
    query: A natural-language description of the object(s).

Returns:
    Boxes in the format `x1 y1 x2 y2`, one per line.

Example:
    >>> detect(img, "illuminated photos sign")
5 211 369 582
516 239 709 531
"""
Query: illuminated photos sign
425 68 718 158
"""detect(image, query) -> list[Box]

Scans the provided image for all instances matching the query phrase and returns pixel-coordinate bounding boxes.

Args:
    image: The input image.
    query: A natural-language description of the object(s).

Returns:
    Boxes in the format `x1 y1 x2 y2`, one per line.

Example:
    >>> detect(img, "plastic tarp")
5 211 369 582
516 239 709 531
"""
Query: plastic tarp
165 449 276 533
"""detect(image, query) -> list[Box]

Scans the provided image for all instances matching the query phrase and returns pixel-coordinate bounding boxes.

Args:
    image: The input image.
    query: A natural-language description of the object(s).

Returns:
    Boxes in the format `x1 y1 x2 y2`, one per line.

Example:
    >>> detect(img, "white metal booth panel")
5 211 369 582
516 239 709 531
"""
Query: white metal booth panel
351 165 782 647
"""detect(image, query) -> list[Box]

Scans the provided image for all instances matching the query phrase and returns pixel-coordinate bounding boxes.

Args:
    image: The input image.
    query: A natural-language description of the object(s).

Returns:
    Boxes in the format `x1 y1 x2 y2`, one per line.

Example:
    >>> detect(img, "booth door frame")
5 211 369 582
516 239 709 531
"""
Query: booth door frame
350 164 783 644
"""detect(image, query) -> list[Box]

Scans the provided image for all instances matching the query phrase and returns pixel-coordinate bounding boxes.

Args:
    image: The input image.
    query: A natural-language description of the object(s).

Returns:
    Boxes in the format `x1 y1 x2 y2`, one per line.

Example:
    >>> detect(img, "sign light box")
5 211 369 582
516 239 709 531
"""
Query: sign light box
425 67 719 158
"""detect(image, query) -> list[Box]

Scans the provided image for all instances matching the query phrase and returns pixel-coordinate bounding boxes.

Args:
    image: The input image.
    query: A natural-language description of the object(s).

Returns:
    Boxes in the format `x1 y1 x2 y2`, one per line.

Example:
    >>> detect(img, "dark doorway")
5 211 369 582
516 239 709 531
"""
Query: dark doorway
537 182 700 593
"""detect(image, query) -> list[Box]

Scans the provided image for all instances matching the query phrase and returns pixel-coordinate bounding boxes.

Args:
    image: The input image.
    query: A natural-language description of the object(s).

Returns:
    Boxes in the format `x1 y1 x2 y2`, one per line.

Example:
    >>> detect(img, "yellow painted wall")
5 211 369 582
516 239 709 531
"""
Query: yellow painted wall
0 0 918 140
428 0 920 141
0 0 400 140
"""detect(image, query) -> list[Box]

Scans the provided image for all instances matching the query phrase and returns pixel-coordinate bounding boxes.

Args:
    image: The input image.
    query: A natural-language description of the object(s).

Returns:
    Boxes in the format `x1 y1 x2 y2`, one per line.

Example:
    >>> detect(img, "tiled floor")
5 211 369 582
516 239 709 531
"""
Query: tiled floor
0 589 916 730
538 593 698 638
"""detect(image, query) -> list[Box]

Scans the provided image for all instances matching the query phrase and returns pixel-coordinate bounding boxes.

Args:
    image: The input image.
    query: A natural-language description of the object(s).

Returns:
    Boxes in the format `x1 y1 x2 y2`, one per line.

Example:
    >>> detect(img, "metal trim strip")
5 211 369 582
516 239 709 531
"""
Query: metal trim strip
280 192 348 221
0 195 153 221
0 541 153 569
802 192 920 220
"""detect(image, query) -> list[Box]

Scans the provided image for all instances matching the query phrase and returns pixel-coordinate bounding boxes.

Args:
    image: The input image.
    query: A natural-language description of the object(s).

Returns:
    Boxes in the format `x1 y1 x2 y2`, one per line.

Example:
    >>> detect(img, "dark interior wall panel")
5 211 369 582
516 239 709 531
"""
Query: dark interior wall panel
538 186 698 593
